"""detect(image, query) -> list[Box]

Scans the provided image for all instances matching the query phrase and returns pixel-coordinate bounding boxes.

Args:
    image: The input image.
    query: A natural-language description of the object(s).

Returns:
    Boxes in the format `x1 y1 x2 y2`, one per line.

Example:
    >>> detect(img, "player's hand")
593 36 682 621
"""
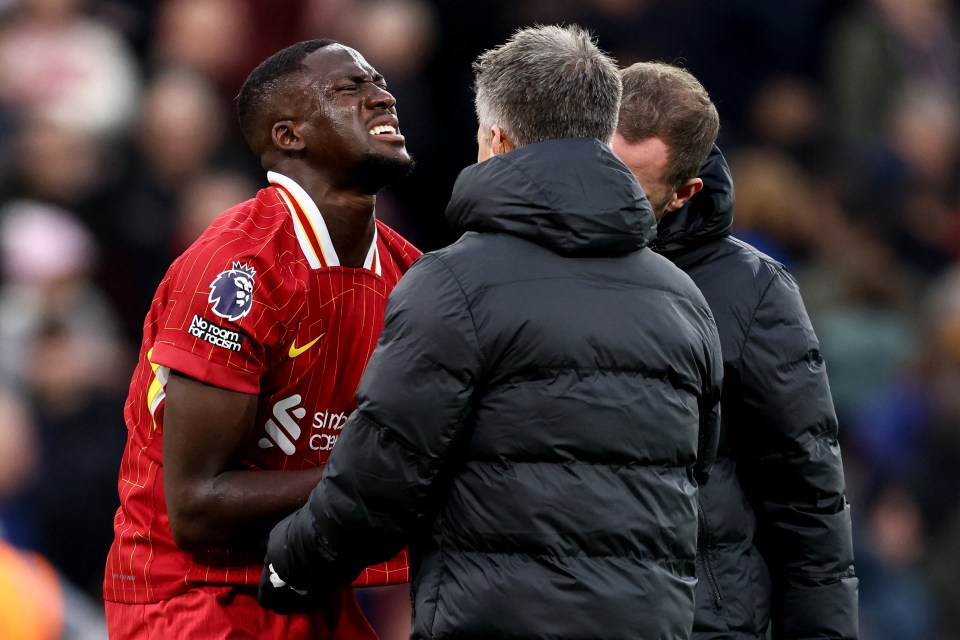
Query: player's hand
258 561 318 614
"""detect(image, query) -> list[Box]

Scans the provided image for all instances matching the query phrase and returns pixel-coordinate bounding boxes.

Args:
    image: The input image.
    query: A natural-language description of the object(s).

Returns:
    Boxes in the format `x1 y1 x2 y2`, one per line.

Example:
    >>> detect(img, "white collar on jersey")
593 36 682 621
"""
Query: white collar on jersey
267 171 380 275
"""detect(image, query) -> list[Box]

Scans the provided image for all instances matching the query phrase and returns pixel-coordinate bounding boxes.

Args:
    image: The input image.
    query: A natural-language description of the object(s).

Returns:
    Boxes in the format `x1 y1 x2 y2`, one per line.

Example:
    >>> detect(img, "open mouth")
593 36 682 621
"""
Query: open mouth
369 125 399 136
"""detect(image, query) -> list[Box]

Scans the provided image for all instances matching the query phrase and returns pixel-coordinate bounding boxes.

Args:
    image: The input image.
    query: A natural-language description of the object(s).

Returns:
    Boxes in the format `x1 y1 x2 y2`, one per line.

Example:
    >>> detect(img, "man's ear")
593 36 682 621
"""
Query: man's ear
490 125 515 156
666 178 704 212
271 121 305 153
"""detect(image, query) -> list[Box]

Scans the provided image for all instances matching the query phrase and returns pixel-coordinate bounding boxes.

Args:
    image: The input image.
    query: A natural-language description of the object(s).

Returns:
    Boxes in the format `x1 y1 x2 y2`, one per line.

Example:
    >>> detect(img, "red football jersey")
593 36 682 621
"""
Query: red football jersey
104 172 420 604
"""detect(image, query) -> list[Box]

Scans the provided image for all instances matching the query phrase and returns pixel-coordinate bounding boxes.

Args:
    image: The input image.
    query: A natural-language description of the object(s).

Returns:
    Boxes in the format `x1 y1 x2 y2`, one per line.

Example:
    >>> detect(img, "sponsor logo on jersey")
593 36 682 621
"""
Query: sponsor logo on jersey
258 395 306 455
188 314 244 351
309 410 349 451
258 394 349 455
208 261 256 321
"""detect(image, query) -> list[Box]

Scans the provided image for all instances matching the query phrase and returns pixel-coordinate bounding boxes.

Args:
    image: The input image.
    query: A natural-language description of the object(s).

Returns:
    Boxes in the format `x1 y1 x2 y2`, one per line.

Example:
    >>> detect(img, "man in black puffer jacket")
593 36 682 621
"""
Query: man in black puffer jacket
613 62 859 639
258 26 723 639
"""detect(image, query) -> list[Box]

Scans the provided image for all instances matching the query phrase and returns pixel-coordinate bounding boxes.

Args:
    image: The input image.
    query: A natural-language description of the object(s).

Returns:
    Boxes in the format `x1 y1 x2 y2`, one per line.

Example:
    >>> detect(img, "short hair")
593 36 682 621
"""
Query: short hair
236 39 338 154
473 24 622 148
617 62 720 188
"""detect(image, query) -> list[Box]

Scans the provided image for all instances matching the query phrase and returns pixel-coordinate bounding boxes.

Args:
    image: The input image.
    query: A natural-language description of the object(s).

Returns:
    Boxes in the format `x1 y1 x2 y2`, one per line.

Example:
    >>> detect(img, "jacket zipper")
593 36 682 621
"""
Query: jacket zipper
697 502 723 611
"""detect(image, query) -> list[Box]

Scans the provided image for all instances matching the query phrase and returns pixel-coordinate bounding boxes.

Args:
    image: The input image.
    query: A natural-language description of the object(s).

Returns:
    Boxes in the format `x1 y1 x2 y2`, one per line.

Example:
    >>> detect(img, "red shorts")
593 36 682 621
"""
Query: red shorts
104 585 377 640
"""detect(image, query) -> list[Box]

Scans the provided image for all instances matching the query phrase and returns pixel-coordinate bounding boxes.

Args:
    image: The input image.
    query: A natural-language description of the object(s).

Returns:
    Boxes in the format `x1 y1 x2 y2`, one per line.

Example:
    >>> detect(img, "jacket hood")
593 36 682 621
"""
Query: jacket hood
446 137 657 256
656 145 735 258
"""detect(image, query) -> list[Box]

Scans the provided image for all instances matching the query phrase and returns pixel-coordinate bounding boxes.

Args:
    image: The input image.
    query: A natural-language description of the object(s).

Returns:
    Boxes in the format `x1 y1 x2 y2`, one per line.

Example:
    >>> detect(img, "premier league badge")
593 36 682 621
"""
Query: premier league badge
208 261 256 321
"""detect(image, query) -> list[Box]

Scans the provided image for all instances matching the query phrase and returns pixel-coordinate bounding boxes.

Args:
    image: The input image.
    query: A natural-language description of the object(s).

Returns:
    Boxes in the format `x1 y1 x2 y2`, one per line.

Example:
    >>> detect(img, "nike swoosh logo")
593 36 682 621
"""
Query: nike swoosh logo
288 334 324 358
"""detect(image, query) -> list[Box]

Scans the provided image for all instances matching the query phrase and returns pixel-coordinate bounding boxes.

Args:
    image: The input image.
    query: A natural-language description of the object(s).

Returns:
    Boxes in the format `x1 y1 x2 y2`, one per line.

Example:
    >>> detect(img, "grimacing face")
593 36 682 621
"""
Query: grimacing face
296 45 412 187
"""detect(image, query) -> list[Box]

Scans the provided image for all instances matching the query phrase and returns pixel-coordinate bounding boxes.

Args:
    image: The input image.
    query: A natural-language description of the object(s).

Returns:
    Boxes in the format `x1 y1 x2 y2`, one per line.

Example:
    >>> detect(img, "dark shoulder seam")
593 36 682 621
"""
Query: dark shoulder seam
413 253 486 373
733 261 789 372
727 236 788 270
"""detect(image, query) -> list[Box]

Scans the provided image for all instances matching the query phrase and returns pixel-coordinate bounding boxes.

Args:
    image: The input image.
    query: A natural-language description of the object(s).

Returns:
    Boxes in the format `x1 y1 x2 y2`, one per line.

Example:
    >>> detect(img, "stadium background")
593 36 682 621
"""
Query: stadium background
0 0 956 638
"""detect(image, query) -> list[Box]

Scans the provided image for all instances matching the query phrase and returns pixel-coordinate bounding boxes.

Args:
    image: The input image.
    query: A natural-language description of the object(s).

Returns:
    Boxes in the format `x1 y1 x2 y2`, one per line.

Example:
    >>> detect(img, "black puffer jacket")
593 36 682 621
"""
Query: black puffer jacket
657 147 859 639
268 138 723 639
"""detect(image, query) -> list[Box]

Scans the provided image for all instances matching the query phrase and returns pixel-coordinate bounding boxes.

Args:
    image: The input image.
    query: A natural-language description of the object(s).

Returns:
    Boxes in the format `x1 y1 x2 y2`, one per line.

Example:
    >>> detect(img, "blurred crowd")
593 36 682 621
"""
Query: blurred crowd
0 0 958 638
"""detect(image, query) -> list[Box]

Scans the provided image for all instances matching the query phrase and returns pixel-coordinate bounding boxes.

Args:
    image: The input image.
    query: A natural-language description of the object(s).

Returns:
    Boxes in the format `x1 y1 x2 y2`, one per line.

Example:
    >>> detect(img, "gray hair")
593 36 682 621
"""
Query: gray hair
473 24 621 148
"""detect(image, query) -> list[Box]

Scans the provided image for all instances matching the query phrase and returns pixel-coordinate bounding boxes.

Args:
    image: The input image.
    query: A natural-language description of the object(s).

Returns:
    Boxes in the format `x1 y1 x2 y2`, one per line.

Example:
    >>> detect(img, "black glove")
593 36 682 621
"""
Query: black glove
258 561 323 614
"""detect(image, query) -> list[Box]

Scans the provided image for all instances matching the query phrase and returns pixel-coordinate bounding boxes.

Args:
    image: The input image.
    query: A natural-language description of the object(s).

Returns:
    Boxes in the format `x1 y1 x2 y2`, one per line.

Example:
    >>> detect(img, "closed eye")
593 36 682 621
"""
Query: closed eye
337 74 387 92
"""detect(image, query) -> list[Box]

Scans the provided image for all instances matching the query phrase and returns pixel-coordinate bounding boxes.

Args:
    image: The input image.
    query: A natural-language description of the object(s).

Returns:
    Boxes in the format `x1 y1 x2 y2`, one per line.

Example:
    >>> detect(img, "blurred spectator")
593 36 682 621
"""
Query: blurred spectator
21 316 127 600
910 268 960 638
726 147 819 266
0 199 127 600
748 76 824 151
301 0 356 34
149 0 253 95
631 0 841 135
0 200 117 390
742 74 854 185
869 87 960 276
173 170 258 252
856 485 936 640
839 264 960 640
340 0 436 77
826 0 960 145
826 2 960 277
103 67 257 340
0 115 131 348
0 0 140 140
136 68 229 188
8 117 109 212
800 221 920 424
904 267 960 536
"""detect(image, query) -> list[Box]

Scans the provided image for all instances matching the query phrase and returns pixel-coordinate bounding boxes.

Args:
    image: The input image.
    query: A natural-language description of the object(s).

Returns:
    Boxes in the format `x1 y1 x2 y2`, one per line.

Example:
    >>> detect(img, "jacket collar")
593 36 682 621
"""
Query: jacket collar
655 145 735 259
446 137 657 256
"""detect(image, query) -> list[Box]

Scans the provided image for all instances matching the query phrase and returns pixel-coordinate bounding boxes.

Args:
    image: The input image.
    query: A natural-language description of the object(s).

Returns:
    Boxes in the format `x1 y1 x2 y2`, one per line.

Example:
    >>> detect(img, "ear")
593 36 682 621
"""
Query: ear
271 120 305 153
490 125 515 156
665 178 703 212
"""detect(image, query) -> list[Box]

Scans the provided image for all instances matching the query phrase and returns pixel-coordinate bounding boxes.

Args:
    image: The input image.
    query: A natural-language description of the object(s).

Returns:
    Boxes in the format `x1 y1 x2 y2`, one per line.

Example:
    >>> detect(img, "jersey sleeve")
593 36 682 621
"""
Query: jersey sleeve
150 228 302 394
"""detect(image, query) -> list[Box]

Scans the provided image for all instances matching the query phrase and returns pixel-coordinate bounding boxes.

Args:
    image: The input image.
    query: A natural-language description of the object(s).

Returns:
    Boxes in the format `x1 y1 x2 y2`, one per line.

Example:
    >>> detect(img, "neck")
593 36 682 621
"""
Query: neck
319 190 378 268
281 168 377 268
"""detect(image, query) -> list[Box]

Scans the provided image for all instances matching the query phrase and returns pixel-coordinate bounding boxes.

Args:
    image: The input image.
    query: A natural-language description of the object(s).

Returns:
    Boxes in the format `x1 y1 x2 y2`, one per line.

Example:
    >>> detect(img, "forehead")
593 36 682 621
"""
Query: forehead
612 134 670 181
302 44 378 83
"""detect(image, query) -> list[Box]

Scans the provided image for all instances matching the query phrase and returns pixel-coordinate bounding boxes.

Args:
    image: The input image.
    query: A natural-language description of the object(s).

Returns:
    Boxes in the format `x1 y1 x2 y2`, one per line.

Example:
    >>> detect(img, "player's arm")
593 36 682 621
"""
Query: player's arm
163 371 324 553
735 268 858 639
